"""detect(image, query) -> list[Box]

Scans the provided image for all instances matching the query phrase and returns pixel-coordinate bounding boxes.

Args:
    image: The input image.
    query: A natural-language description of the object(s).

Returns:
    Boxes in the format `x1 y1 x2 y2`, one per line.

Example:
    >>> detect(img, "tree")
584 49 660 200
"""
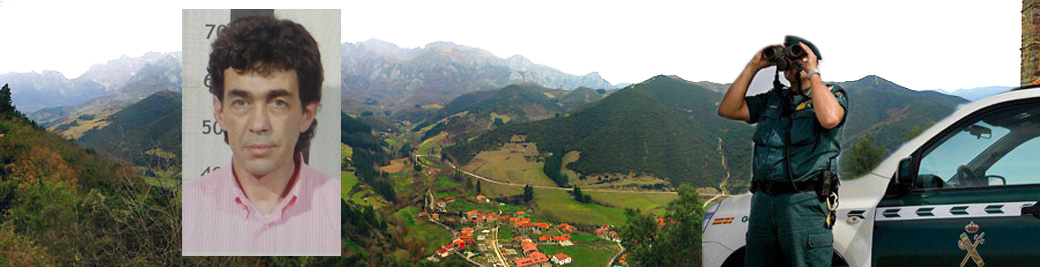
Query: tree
0 84 12 116
571 186 582 200
476 180 482 194
523 185 534 202
844 132 886 177
619 184 704 266
904 123 933 142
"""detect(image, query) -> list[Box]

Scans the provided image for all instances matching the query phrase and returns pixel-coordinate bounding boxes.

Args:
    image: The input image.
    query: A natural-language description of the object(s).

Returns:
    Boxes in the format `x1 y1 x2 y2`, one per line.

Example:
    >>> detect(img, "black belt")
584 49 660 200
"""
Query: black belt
751 179 817 195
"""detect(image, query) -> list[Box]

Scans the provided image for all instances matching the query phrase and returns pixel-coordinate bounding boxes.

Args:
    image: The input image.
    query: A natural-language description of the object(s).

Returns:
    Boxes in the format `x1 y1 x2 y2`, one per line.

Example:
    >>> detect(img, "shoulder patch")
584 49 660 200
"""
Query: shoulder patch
827 85 847 100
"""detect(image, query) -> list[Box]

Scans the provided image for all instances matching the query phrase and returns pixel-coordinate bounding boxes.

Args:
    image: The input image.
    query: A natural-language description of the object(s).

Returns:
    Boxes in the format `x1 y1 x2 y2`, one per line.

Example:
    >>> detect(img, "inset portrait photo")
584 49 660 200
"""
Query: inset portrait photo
181 9 341 256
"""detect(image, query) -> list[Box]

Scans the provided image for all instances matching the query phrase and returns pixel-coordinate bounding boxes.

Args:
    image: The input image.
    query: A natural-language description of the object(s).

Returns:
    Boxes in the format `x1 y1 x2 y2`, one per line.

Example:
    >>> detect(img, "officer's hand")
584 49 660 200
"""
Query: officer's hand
749 45 778 71
798 42 819 74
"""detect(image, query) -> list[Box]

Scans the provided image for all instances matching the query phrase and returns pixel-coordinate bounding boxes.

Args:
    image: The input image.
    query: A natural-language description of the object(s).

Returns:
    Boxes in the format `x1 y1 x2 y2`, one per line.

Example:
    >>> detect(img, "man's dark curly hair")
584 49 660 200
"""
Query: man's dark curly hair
208 15 323 153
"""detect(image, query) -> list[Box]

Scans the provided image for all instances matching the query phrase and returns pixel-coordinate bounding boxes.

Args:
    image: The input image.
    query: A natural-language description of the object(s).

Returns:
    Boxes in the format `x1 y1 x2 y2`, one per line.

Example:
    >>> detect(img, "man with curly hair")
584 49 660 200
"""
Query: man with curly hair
183 15 339 256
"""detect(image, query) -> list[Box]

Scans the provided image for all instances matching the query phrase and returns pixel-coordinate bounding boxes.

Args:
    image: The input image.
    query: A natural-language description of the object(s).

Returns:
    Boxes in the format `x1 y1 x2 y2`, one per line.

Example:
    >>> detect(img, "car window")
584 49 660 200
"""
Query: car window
986 135 1040 185
917 103 1040 189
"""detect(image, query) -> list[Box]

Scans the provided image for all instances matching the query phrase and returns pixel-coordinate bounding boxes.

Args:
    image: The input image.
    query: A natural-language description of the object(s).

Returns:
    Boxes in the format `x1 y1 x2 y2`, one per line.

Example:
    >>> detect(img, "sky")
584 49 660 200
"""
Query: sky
0 0 1024 91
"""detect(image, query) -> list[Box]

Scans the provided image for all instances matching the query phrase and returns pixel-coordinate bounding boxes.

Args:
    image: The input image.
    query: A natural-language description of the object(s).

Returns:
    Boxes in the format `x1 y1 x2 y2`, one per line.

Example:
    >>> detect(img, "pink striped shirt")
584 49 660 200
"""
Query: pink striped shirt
182 157 340 256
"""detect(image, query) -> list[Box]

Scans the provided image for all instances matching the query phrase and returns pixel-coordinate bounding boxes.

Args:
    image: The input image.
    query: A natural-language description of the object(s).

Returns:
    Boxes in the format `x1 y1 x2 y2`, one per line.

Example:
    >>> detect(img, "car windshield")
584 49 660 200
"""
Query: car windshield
917 102 1040 189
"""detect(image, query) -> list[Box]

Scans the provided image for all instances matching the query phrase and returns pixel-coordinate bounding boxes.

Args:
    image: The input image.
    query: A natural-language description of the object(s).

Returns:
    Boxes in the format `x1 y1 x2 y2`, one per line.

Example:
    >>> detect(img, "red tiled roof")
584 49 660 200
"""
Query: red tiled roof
553 253 571 260
521 240 538 252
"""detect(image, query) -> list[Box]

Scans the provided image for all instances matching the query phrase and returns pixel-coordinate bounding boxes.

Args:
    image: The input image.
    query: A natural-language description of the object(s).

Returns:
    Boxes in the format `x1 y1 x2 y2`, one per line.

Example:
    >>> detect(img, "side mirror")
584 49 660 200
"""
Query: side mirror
888 157 915 196
897 157 913 184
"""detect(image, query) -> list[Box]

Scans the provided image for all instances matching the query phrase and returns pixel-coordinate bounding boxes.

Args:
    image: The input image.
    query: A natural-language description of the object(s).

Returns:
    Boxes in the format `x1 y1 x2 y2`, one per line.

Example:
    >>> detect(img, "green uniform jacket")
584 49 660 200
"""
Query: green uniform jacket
745 85 848 183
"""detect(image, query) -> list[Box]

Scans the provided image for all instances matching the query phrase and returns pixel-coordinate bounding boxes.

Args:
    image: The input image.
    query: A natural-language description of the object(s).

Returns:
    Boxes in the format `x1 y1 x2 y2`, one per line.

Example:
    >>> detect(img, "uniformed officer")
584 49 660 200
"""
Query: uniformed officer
717 36 847 267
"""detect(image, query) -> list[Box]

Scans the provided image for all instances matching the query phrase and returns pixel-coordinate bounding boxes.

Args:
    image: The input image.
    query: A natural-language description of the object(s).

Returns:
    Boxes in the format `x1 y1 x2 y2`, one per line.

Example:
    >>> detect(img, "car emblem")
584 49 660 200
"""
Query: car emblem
957 221 985 267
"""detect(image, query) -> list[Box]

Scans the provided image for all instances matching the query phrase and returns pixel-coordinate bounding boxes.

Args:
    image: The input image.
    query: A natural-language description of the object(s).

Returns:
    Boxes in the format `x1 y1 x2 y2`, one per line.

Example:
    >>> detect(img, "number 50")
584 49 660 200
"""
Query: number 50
202 119 224 135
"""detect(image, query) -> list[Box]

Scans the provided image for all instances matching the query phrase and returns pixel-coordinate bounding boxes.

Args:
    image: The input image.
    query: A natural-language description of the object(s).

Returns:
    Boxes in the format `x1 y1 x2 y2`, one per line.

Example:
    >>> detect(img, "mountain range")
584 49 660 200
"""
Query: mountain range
445 74 970 191
932 86 1014 101
26 53 181 134
341 39 619 117
411 83 615 147
1 42 990 190
445 75 755 189
3 52 180 114
78 90 181 169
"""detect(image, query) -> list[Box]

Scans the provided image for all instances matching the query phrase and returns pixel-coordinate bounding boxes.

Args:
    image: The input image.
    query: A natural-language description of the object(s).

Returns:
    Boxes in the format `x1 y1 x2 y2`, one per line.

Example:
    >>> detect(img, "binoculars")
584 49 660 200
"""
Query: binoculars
762 45 806 71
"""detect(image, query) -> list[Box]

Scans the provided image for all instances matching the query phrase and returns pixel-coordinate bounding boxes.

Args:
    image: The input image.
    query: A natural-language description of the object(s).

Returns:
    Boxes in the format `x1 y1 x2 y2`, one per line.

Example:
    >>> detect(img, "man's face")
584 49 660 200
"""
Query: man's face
214 68 317 179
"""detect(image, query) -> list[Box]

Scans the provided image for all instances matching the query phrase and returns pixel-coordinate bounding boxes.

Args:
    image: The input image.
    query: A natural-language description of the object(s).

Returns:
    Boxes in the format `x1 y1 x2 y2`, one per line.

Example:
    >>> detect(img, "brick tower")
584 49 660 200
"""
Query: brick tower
1025 0 1040 85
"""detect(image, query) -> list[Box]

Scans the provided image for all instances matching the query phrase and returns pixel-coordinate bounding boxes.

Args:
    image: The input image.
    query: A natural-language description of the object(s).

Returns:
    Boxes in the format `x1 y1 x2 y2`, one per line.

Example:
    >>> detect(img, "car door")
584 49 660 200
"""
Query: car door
873 99 1040 266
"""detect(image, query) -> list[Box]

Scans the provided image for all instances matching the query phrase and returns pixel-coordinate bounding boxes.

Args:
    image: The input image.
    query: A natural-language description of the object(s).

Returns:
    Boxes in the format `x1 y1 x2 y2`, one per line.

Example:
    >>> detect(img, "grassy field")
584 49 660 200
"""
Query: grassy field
434 175 461 192
538 243 619 267
418 132 448 156
462 142 557 187
480 179 523 198
534 189 627 226
568 233 616 246
393 206 453 254
585 191 676 216
342 143 353 159
380 158 409 174
490 112 511 124
342 170 358 200
474 177 672 222
342 142 360 201
562 151 582 185
50 109 119 139
350 186 388 209
498 227 515 240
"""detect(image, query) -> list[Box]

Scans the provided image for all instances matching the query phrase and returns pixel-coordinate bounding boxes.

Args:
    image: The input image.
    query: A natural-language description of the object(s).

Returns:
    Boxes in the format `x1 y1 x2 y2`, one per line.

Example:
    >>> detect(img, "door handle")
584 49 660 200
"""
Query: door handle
1022 202 1040 219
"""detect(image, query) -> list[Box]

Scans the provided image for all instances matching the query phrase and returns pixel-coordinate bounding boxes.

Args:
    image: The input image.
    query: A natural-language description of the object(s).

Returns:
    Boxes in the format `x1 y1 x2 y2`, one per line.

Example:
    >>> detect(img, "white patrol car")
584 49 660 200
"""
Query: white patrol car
703 84 1040 267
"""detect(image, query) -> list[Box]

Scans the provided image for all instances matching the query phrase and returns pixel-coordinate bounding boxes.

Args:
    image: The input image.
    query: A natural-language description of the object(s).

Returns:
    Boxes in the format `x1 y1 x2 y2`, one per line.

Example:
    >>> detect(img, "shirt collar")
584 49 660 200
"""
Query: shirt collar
228 152 305 223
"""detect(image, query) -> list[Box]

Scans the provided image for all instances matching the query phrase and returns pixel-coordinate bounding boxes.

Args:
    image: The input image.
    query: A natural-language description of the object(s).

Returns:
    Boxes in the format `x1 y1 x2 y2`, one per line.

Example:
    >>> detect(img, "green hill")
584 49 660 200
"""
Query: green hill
446 75 753 189
78 90 181 169
0 85 184 265
445 74 971 190
835 75 969 150
557 87 608 111
415 83 568 143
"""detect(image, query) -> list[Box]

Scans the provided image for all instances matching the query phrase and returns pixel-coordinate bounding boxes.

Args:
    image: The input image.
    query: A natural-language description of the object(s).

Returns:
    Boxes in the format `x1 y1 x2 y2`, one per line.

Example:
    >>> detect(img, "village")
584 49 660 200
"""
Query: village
418 190 629 267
